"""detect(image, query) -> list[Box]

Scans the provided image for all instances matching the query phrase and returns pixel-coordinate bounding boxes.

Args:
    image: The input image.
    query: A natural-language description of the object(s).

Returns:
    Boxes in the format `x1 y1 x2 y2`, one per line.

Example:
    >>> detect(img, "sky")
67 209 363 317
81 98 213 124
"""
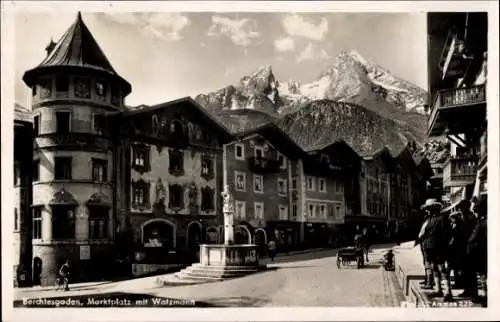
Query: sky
14 11 428 108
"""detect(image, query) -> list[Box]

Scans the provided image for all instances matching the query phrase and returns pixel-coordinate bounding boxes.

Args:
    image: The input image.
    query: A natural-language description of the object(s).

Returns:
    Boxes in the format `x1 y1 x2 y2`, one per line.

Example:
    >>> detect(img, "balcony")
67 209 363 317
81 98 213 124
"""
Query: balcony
247 157 281 174
442 156 477 187
427 85 486 136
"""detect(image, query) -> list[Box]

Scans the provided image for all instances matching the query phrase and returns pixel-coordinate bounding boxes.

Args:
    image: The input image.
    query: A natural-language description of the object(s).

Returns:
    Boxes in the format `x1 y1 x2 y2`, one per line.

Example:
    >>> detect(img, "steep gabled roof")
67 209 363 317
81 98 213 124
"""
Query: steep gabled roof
234 122 306 160
118 96 234 142
23 12 131 95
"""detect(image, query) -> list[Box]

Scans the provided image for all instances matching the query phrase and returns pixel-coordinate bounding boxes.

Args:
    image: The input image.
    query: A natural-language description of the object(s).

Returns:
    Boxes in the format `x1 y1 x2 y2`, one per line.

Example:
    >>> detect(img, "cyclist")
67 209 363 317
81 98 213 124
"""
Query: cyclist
58 260 71 291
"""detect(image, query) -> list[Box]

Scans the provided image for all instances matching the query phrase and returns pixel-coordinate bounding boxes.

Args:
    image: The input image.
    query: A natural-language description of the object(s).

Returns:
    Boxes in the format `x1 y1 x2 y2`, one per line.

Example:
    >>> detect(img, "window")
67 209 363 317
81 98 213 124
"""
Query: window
308 204 315 217
95 81 107 99
307 177 315 191
132 180 150 208
54 157 72 180
253 175 264 193
92 114 105 135
55 76 69 92
92 159 107 182
335 205 341 218
111 87 121 106
254 202 264 220
254 146 264 159
32 207 42 239
39 78 52 99
56 111 71 134
169 184 184 209
277 178 287 196
14 208 19 231
33 115 40 136
319 204 327 217
201 187 214 211
52 206 75 239
292 203 298 217
336 181 342 193
170 120 185 140
169 149 184 176
235 201 246 220
32 160 40 182
235 171 246 191
329 205 335 217
292 177 297 190
88 206 108 239
319 178 327 193
132 144 150 173
201 156 213 179
235 144 245 160
277 152 286 169
74 77 90 98
279 205 288 220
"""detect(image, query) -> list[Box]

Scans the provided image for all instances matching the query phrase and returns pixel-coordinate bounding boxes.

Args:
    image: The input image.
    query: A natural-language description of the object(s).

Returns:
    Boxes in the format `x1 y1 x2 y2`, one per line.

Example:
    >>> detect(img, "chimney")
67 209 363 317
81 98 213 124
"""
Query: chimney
45 39 56 57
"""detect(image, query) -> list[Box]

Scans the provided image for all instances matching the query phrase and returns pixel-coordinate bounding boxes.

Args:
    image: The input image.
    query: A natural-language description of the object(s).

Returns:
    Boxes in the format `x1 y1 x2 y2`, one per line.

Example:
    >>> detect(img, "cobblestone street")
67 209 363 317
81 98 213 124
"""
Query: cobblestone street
15 246 404 307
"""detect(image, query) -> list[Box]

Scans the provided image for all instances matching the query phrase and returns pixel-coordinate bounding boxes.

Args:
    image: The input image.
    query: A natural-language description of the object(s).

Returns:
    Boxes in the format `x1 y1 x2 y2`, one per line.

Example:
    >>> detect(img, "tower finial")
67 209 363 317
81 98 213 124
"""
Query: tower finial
77 11 82 20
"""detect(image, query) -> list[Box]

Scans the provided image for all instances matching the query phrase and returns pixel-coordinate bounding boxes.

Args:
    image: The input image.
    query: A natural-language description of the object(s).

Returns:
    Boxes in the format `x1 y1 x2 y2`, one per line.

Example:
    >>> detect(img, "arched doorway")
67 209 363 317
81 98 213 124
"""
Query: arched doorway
234 225 252 244
255 228 267 245
141 219 176 249
186 221 202 250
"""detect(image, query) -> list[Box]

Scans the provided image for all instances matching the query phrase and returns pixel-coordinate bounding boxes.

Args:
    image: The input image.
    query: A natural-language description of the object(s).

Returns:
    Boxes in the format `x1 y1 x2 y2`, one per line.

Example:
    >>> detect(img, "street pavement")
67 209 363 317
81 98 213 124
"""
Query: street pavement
14 244 404 307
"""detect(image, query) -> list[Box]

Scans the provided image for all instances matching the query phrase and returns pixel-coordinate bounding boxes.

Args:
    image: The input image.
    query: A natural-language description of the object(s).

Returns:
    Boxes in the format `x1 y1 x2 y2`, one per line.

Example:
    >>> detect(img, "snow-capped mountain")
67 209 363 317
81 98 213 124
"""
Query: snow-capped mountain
195 50 427 115
196 51 431 158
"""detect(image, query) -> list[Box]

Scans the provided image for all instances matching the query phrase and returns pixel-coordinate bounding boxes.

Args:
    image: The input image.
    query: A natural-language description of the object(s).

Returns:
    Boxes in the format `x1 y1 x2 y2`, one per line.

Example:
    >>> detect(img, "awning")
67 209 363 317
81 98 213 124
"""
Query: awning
49 188 78 206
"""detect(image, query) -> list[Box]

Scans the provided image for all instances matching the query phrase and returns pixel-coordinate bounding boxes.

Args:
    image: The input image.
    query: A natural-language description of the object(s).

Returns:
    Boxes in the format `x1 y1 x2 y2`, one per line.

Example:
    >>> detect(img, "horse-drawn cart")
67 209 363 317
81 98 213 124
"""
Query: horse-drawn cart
336 246 365 269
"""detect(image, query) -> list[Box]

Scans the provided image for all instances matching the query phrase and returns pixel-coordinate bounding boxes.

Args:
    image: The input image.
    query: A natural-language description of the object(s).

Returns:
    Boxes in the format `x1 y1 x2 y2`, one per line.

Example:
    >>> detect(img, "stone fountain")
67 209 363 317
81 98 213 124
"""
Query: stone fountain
173 185 263 281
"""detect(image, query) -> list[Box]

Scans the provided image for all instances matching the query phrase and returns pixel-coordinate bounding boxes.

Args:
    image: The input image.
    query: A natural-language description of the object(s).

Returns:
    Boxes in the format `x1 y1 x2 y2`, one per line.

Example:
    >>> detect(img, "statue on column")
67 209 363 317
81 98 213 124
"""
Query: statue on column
222 185 234 214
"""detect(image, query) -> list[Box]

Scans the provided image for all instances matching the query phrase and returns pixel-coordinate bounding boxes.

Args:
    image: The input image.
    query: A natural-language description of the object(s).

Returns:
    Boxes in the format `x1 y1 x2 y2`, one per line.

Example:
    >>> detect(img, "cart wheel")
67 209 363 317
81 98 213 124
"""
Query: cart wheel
336 257 341 269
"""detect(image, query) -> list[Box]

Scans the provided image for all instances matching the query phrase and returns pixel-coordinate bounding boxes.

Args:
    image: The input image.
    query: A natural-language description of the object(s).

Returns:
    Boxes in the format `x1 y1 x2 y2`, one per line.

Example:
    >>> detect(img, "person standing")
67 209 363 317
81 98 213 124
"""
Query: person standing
415 210 433 288
417 199 453 300
461 195 487 299
268 239 277 262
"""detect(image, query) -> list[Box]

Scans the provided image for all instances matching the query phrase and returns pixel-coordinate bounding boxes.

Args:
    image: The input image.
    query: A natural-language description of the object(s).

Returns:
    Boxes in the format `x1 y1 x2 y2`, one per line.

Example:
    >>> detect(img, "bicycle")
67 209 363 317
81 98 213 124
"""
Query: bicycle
55 276 69 291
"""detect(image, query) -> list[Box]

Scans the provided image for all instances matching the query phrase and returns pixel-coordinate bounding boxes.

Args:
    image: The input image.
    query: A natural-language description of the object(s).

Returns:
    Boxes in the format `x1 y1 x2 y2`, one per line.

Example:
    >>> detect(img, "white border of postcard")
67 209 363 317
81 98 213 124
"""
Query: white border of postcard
2 1 499 321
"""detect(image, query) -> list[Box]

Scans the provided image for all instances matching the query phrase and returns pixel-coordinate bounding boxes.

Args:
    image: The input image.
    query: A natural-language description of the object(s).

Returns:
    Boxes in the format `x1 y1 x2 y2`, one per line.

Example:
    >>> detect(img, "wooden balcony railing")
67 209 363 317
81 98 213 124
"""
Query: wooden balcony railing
247 157 281 174
443 156 478 187
428 85 486 134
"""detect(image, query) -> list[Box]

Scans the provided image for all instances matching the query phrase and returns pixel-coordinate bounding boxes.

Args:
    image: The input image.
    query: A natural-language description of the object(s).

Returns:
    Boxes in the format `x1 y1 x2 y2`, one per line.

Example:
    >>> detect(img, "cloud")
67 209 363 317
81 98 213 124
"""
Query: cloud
296 43 331 62
282 14 328 41
107 13 191 41
274 37 295 52
208 15 261 47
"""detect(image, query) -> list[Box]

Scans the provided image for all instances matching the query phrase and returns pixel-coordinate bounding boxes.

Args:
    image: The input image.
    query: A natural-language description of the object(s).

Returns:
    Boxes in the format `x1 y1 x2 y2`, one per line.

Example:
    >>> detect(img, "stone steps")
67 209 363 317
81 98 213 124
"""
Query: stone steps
174 263 265 281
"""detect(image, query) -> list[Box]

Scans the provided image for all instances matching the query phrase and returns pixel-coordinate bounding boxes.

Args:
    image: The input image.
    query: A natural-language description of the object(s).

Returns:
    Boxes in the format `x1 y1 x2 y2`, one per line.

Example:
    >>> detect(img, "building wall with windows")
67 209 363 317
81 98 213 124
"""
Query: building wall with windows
303 175 345 224
224 134 291 240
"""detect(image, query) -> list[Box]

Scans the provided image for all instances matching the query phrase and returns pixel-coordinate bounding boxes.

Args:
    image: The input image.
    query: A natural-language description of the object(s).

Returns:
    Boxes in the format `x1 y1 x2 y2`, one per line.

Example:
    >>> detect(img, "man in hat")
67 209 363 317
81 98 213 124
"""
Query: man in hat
461 195 487 299
417 198 453 300
415 209 433 288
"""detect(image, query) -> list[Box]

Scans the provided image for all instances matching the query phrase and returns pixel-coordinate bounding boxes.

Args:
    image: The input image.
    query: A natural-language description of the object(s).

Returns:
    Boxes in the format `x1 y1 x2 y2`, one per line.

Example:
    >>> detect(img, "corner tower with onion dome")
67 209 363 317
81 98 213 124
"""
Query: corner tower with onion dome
22 12 131 285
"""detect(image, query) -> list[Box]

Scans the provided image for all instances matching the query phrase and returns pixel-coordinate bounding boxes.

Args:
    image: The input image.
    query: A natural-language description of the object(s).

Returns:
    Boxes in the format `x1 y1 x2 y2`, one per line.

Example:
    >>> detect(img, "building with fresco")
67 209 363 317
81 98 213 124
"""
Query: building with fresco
13 12 434 286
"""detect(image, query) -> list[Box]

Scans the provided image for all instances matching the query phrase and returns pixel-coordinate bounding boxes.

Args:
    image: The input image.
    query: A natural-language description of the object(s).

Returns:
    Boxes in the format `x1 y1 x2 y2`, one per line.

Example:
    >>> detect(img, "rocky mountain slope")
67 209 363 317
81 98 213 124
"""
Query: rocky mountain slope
196 51 430 157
